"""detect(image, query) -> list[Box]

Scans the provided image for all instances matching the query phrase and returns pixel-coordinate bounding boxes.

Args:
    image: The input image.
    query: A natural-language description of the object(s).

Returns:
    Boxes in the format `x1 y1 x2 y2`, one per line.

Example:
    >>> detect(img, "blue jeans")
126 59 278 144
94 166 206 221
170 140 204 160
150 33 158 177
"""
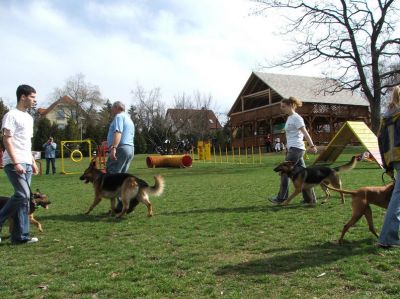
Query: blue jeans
45 158 56 174
276 147 316 203
106 145 134 211
378 162 400 246
106 145 134 175
0 163 32 243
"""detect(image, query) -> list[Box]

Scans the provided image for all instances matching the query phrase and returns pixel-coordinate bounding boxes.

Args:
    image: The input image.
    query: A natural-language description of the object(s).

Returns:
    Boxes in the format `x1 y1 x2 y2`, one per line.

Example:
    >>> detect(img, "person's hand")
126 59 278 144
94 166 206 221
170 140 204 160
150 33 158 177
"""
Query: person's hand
110 147 117 160
32 162 39 175
14 163 26 175
309 145 318 154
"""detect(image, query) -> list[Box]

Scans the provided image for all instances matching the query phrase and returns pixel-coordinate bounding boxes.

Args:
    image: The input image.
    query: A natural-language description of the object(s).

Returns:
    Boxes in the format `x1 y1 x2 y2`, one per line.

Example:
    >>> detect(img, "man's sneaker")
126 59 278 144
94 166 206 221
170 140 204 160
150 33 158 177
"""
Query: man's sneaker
0 236 2 243
26 237 39 244
12 237 38 245
268 196 285 204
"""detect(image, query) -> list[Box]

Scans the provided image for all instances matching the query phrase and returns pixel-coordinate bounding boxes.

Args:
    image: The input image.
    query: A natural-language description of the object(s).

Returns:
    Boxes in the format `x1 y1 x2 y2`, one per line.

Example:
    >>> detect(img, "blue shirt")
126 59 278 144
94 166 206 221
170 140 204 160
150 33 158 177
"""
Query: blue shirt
43 142 57 158
107 112 135 147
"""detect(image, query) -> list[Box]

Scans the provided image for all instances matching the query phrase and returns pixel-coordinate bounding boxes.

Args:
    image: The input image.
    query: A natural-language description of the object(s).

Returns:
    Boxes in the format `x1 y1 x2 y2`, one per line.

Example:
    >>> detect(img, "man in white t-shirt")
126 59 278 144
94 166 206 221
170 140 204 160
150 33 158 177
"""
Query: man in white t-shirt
0 85 39 244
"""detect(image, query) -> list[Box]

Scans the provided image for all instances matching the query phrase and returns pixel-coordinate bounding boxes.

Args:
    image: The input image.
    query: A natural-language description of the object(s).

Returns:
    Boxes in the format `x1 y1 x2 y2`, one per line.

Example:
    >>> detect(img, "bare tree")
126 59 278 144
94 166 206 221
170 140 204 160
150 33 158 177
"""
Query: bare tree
171 90 216 139
253 0 400 132
53 73 104 124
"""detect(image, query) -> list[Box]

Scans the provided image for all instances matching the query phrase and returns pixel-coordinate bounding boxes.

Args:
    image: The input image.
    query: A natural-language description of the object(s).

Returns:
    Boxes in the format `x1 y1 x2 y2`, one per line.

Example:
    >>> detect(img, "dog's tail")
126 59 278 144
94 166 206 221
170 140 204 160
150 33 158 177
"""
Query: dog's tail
144 175 165 196
322 183 357 195
333 156 357 172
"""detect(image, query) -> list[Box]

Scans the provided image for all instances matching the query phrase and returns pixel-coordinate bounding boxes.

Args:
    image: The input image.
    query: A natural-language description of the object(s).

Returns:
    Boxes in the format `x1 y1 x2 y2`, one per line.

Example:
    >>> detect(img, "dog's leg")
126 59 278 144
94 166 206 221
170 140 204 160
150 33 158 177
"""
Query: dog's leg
338 210 364 244
364 205 379 239
85 196 102 215
320 182 330 204
331 178 345 204
282 189 301 206
142 193 153 217
109 198 116 216
29 214 43 232
8 217 13 234
115 196 129 218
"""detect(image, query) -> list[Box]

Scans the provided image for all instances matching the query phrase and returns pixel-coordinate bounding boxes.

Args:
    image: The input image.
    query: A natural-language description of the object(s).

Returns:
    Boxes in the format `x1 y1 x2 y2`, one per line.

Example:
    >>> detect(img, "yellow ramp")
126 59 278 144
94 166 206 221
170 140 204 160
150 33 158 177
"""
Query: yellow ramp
314 121 383 168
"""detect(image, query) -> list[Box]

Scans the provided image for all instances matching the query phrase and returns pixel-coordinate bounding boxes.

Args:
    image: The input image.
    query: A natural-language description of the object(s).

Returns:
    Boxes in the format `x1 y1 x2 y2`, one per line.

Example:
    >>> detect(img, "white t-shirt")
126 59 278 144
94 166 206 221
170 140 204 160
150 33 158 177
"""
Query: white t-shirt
1 109 34 165
284 112 306 150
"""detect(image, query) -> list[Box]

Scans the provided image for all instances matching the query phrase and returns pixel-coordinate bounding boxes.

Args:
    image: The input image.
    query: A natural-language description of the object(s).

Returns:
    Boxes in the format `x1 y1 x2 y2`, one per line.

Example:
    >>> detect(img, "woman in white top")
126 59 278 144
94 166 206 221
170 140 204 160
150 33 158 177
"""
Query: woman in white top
270 97 318 204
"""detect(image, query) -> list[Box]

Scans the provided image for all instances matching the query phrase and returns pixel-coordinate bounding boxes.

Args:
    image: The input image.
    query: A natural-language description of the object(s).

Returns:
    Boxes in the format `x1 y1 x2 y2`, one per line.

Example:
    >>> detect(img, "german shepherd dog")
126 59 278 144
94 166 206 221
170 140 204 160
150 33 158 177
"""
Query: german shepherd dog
0 189 51 233
323 182 395 244
80 160 165 218
273 156 357 205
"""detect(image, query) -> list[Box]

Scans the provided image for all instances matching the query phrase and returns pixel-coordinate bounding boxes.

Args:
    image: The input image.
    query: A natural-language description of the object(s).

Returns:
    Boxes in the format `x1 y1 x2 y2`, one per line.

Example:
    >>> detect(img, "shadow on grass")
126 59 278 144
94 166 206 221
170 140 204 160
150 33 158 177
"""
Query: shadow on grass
215 238 378 276
38 212 131 223
159 203 314 216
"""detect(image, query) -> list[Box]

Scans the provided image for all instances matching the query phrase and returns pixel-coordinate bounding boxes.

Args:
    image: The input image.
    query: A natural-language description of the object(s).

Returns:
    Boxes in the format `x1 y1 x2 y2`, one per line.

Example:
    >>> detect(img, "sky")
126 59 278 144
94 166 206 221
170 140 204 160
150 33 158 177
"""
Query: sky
0 0 323 120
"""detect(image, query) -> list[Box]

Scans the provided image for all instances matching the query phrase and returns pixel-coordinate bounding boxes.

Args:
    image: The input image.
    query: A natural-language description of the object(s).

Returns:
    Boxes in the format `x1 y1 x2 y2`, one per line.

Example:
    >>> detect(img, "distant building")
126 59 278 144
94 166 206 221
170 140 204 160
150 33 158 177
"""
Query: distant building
166 108 222 136
228 72 370 147
37 96 83 129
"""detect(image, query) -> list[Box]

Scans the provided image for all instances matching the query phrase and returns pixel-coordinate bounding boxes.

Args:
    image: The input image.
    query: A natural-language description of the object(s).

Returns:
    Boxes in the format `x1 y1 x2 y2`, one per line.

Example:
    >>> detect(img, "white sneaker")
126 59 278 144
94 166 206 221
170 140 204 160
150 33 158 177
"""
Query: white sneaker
0 237 2 243
26 237 38 244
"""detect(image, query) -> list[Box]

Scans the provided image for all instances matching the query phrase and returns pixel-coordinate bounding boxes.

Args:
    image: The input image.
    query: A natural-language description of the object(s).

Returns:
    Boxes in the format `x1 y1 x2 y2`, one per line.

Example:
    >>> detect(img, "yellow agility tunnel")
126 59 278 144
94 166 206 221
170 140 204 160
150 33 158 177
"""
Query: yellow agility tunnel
146 155 192 168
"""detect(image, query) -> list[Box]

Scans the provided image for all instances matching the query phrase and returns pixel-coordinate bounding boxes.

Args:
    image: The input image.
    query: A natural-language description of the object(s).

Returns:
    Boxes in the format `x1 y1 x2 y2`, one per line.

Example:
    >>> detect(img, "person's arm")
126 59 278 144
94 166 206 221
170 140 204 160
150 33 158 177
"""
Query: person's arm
3 133 26 174
110 131 122 160
51 142 56 150
31 155 39 175
299 127 317 153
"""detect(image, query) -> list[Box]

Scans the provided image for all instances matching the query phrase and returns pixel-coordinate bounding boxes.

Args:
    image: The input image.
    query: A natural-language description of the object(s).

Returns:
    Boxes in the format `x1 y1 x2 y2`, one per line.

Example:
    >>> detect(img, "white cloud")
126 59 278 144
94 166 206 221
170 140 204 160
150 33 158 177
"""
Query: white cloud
0 0 324 115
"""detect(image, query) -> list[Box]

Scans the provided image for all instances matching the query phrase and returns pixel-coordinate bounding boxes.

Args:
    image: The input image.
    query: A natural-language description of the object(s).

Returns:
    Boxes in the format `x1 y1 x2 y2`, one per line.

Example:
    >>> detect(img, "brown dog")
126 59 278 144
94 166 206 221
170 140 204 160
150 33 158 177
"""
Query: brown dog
273 156 357 205
0 189 51 233
80 160 165 218
323 182 395 244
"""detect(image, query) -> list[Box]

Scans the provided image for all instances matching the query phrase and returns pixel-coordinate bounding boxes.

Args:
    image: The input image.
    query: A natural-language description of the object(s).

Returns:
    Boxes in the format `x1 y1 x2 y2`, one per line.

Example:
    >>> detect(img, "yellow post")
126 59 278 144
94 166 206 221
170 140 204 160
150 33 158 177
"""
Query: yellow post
219 145 222 163
232 146 235 164
213 145 216 163
61 141 65 174
252 146 255 164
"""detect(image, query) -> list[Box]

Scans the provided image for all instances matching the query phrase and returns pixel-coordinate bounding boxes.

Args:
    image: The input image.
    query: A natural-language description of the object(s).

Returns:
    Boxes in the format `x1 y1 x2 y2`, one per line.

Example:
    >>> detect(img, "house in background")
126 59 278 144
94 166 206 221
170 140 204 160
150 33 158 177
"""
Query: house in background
166 108 222 137
228 72 370 148
37 96 82 129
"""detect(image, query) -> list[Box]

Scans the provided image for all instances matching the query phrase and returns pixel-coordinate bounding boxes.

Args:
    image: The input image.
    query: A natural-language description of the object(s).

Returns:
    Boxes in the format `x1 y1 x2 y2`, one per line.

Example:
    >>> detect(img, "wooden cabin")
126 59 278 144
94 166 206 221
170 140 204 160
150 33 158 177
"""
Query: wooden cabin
228 72 370 148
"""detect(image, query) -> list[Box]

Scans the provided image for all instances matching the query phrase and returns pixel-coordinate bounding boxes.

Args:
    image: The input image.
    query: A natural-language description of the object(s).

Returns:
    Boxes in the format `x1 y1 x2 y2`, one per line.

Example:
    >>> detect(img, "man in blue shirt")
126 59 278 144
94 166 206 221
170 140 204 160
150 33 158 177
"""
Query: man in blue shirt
107 101 135 173
43 137 57 174
107 101 136 213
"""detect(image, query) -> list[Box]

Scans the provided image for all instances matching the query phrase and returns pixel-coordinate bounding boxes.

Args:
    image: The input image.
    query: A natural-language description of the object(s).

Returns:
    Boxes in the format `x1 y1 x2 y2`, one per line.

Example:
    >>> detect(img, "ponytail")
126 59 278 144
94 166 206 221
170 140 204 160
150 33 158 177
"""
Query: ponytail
281 97 303 109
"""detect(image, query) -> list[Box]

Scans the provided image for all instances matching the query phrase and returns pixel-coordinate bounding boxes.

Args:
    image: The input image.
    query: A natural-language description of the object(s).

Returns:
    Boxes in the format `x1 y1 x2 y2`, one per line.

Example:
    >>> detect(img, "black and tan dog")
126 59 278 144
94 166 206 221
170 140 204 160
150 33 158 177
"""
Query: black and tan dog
0 189 51 233
323 182 394 244
273 156 357 205
80 160 165 218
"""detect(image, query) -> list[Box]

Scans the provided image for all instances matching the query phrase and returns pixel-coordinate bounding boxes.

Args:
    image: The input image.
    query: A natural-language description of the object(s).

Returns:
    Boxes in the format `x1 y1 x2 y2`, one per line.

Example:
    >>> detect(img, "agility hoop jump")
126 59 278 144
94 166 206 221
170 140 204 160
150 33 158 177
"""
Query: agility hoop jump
60 139 93 174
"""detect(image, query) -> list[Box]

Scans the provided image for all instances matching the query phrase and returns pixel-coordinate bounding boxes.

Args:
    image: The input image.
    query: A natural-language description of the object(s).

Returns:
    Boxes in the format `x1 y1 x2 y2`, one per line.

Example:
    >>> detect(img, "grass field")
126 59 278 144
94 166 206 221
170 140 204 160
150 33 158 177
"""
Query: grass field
1 148 399 298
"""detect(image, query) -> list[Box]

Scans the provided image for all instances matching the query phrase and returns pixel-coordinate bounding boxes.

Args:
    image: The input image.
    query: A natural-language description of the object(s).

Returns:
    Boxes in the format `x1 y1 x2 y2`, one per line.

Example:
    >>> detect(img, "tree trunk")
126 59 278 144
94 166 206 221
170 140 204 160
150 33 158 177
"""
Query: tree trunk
369 101 381 134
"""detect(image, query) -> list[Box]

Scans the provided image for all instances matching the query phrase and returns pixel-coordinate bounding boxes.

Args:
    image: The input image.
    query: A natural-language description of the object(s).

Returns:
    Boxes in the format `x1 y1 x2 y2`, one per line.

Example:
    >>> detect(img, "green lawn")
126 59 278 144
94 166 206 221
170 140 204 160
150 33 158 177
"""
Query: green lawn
1 149 399 298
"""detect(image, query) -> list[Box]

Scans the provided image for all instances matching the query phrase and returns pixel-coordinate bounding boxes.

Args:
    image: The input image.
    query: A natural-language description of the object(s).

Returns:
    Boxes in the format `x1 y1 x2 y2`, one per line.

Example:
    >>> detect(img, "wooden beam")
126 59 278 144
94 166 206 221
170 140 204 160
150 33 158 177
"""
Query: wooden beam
242 89 270 99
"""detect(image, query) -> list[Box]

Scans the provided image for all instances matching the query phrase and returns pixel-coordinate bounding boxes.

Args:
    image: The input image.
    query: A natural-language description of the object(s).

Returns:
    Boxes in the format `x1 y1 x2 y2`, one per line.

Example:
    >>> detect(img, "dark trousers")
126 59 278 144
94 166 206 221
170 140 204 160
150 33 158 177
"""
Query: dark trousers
46 158 56 174
265 142 272 153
